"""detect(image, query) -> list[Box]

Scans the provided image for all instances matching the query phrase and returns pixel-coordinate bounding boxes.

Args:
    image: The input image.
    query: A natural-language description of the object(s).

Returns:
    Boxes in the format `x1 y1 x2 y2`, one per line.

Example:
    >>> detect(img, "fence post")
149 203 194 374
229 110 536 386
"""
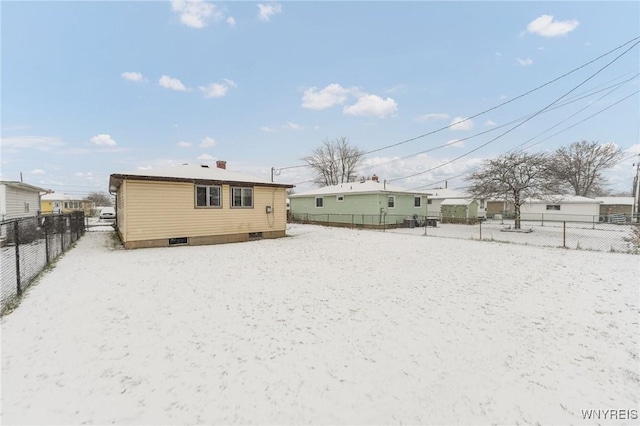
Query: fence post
563 221 566 248
60 217 64 253
351 214 354 228
44 217 50 264
541 213 544 227
479 220 482 240
14 221 21 296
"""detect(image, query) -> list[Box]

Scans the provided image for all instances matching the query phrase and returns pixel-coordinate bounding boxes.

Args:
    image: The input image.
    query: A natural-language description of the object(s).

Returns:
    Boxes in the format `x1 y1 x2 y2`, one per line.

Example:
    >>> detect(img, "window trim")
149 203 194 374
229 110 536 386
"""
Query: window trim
231 186 253 208
315 196 324 208
388 195 396 209
414 196 421 208
195 185 223 208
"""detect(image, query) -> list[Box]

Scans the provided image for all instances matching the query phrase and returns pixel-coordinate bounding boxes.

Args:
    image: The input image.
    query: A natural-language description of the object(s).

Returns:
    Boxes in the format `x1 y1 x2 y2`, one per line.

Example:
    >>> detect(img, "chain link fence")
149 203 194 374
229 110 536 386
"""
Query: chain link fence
289 213 640 254
1 212 85 312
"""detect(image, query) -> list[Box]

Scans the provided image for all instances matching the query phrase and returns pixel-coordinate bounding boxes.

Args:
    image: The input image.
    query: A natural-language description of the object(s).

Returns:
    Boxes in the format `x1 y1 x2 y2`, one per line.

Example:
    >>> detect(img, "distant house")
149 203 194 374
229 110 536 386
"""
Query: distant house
108 161 294 249
520 195 601 222
440 199 479 223
594 197 634 222
289 175 430 228
424 188 486 219
41 193 95 216
0 181 45 221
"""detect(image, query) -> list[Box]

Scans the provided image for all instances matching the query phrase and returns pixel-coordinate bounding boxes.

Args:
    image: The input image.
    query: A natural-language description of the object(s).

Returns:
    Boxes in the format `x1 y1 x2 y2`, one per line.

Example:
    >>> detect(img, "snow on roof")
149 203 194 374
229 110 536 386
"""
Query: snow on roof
593 196 634 206
41 192 86 201
110 163 292 187
289 180 427 197
419 188 469 199
0 180 47 193
441 198 475 206
525 195 601 204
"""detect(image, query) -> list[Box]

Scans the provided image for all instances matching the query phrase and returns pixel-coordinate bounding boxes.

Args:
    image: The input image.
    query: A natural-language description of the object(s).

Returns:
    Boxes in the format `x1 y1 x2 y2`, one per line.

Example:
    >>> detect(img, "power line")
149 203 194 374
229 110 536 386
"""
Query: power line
276 36 640 175
388 39 640 184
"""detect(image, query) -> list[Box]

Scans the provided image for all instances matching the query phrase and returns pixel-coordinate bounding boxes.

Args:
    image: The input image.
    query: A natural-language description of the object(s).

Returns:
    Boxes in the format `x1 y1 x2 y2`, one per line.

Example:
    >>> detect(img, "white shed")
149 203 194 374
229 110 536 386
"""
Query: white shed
520 195 601 222
0 181 46 221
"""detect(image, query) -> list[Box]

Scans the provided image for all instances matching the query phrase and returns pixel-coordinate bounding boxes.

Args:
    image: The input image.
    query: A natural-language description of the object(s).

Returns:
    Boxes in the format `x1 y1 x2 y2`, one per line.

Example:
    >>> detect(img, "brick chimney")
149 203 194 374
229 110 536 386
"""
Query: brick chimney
372 174 379 182
216 160 227 170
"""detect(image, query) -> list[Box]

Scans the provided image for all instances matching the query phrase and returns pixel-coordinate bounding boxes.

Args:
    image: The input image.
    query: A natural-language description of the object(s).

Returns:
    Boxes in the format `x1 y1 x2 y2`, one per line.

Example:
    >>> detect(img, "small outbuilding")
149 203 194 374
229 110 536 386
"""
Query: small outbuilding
108 161 294 249
440 199 479 223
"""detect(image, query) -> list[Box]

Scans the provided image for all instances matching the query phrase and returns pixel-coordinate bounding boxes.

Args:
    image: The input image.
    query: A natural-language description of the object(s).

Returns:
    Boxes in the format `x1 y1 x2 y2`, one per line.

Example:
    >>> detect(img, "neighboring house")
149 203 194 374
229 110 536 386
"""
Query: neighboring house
0 181 46 221
520 195 601 222
594 197 634 222
289 176 430 228
41 193 95 216
108 161 294 249
440 199 479 223
423 188 486 219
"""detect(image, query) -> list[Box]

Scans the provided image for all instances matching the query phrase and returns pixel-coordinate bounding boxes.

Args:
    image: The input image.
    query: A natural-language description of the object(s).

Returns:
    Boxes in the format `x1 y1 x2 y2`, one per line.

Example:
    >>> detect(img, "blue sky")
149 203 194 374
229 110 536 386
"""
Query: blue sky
2 1 639 196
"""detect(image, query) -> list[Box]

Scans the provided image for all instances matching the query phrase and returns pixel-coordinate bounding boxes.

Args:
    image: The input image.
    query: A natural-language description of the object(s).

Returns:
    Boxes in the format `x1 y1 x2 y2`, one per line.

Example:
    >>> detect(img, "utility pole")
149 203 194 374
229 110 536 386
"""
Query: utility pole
633 156 640 223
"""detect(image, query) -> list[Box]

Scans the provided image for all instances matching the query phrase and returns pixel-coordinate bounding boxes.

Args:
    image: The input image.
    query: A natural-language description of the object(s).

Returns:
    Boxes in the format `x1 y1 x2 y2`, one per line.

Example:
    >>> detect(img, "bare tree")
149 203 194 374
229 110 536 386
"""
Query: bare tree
84 191 112 206
468 152 555 229
549 141 623 197
303 137 364 186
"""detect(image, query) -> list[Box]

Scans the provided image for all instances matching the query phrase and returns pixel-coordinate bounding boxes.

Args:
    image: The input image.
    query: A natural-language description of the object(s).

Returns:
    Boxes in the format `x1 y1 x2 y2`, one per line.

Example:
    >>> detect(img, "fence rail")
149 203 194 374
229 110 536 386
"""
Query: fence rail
1 212 85 312
289 213 640 254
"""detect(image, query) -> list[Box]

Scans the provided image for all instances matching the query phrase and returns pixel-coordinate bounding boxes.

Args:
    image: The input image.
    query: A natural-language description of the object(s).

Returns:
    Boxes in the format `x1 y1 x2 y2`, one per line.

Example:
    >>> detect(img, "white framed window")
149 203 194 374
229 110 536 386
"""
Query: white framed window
231 187 253 208
388 196 395 209
414 196 421 208
315 197 324 208
336 195 344 202
195 185 222 208
546 204 560 211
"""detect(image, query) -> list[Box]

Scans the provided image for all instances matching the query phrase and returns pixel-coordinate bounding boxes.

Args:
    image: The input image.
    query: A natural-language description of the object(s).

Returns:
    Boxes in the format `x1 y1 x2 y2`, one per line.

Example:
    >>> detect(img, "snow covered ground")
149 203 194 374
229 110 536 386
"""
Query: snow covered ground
1 224 638 424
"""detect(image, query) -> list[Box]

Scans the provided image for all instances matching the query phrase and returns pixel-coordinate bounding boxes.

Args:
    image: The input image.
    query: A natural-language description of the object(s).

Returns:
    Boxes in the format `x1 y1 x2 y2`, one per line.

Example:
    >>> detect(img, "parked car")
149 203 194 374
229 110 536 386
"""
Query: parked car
99 207 115 219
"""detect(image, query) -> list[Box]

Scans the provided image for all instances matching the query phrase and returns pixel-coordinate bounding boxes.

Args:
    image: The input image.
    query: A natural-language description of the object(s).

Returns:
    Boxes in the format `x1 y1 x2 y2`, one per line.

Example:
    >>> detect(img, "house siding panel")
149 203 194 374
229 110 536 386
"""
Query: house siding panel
1 185 41 220
122 180 286 243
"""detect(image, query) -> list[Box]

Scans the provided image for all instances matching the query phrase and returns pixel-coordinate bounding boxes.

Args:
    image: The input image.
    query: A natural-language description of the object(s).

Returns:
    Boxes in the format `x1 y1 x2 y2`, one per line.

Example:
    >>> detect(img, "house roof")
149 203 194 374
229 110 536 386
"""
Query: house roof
289 180 429 197
593 196 634 206
41 192 87 201
109 163 294 190
418 188 470 199
525 195 601 204
0 180 47 193
441 198 475 206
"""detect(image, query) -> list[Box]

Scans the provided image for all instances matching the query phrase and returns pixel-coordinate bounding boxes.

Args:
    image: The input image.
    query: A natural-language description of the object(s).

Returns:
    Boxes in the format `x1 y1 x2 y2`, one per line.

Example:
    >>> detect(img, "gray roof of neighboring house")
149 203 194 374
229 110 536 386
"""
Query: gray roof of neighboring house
0 180 47 193
441 198 475 206
109 163 294 189
289 180 430 197
418 188 470 199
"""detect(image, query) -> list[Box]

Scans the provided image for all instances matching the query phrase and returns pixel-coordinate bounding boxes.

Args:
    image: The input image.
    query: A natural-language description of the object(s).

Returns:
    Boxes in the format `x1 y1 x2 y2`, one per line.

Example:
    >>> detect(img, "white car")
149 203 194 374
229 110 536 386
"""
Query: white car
99 207 116 219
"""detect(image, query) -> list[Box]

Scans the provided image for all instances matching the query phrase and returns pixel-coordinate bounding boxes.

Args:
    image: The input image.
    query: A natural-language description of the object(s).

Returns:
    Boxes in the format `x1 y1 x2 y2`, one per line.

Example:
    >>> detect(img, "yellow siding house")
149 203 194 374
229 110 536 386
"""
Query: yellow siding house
41 192 95 215
108 161 294 249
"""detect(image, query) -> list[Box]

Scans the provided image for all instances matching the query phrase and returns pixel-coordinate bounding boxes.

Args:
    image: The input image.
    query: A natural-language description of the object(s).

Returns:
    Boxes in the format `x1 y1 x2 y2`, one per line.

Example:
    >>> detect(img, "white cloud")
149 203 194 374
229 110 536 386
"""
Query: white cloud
199 79 236 98
526 14 579 37
159 75 188 91
197 154 216 160
30 169 45 175
227 16 236 26
484 119 497 127
177 141 193 147
257 3 282 21
75 172 93 177
171 0 222 29
516 57 533 66
90 134 117 146
0 136 65 150
449 117 474 131
416 113 450 122
495 52 502 57
199 137 216 148
343 95 398 118
137 165 153 171
121 72 145 82
302 84 353 110
261 126 276 133
283 122 302 130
